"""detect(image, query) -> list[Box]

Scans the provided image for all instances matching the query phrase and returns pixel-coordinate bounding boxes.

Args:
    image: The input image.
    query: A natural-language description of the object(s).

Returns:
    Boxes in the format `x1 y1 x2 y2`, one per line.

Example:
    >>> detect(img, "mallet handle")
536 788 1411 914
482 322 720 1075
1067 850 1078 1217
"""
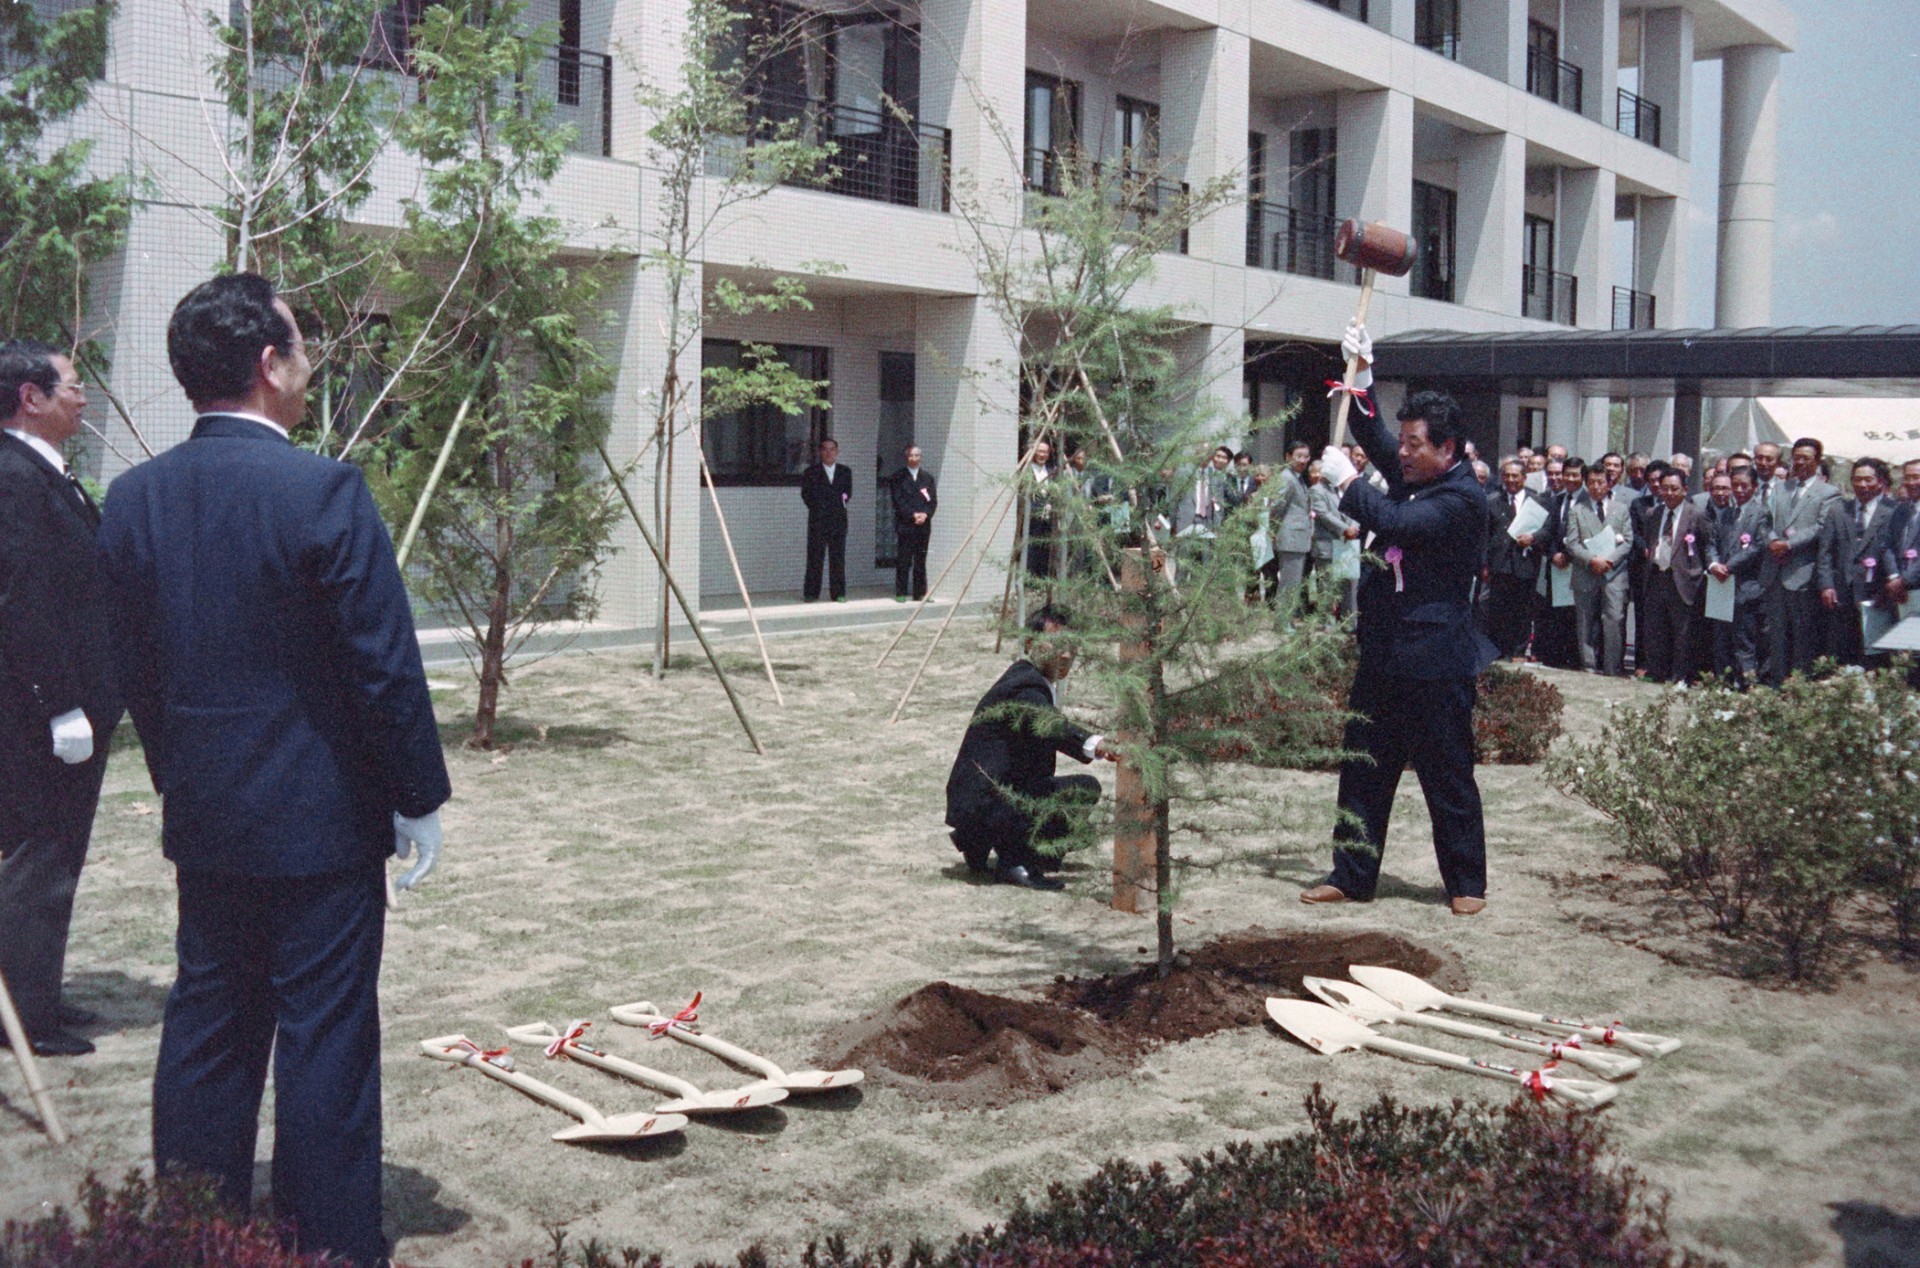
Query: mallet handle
1331 268 1377 451
0 965 66 1145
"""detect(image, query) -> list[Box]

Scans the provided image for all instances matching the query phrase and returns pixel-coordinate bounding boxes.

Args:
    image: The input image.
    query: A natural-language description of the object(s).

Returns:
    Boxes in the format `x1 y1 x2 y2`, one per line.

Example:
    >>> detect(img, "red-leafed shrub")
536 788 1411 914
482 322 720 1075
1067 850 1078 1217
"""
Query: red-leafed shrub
1 1171 323 1267
1474 662 1566 764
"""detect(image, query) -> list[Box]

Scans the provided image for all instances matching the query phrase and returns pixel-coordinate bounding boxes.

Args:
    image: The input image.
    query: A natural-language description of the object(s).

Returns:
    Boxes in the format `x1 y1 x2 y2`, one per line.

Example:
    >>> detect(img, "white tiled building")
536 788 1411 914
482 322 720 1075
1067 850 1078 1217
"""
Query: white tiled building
40 0 1792 631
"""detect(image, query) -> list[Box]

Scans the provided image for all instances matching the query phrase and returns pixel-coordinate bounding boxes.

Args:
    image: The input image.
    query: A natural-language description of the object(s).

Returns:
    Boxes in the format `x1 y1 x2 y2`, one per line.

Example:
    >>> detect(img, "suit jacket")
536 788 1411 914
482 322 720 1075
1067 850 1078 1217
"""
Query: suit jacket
1773 476 1840 592
1338 412 1498 681
1485 487 1549 582
0 433 121 844
1564 490 1634 590
1643 499 1708 607
1175 464 1229 536
1704 498 1777 604
890 466 936 533
1269 467 1312 553
800 462 853 533
1883 500 1920 590
945 660 1094 829
97 415 450 876
1308 480 1355 563
1819 496 1894 603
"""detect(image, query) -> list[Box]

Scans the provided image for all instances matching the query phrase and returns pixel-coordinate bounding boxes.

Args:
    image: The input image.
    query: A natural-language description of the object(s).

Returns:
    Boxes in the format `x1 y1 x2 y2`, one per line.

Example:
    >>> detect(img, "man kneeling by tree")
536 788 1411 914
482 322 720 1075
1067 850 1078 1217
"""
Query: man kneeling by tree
945 607 1117 890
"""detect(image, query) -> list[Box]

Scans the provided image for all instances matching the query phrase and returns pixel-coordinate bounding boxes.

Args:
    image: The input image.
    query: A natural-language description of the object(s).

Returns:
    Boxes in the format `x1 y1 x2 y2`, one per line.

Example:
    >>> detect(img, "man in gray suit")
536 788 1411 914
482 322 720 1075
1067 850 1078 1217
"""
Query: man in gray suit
1768 437 1841 680
1820 457 1896 666
1639 468 1708 683
1565 462 1633 675
1307 459 1359 615
1269 441 1313 598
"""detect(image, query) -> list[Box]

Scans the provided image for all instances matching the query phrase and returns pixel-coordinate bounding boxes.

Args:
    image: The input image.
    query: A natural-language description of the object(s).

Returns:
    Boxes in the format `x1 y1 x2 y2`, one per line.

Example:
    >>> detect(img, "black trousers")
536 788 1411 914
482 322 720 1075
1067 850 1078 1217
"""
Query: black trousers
1770 586 1822 681
804 521 847 600
895 525 930 598
154 863 387 1266
951 774 1102 873
0 753 107 1034
1486 574 1534 658
1642 573 1696 683
1533 584 1579 668
1328 670 1487 902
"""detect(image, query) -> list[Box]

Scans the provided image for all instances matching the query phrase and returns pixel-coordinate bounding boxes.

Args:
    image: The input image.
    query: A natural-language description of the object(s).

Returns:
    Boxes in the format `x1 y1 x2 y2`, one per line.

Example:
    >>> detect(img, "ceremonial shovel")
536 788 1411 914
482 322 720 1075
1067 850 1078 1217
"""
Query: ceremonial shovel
609 998 864 1093
419 1034 689 1143
1302 977 1642 1080
1266 999 1618 1111
504 1020 789 1115
1348 965 1684 1059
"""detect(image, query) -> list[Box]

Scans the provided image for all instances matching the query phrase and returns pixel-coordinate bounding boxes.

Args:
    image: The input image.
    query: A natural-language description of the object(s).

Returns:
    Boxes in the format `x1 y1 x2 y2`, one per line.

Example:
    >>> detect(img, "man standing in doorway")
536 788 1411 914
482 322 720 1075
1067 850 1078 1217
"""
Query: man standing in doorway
801 436 853 602
890 444 936 602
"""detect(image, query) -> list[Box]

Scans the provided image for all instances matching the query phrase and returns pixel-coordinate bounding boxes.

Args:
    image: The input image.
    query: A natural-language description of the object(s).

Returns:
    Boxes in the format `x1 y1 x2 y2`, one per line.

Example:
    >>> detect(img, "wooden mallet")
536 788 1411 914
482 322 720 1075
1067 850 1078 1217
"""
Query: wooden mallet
1329 219 1419 448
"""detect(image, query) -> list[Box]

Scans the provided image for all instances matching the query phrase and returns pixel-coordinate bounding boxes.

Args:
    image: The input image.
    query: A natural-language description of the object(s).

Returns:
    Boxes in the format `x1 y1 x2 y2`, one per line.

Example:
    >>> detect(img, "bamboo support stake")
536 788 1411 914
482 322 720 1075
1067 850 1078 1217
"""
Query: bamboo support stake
0 966 66 1145
698 450 783 707
394 330 505 571
888 485 1021 725
994 486 1029 656
596 440 765 756
873 480 1015 670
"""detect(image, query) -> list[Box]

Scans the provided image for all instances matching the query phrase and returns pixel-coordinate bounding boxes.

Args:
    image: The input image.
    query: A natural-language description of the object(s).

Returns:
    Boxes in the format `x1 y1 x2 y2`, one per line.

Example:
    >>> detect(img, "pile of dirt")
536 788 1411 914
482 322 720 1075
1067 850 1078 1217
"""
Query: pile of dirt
817 929 1465 1107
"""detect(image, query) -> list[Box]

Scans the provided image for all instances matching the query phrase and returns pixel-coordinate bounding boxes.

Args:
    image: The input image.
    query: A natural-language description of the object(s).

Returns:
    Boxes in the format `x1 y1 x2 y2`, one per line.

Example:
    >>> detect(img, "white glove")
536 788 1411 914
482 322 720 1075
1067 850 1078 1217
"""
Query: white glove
393 810 444 891
1340 320 1375 391
1319 446 1359 491
50 708 94 765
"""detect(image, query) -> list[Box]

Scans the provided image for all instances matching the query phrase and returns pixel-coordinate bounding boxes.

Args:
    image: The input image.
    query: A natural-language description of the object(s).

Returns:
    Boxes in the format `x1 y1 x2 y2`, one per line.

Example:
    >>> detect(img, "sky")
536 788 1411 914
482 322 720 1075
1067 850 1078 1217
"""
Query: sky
1683 0 1920 328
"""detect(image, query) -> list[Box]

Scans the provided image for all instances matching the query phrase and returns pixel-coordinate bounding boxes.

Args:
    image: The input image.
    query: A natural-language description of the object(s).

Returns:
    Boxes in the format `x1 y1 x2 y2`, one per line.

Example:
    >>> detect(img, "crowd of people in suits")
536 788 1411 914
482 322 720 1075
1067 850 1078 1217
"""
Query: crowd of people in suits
1472 438 1915 687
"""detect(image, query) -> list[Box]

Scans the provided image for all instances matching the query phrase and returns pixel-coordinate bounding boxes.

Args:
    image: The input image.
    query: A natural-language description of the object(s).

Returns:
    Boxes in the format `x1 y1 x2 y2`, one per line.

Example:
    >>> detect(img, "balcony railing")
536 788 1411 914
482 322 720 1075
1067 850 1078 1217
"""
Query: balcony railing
1024 148 1189 254
1522 265 1577 325
1245 202 1357 283
1416 29 1459 59
1613 286 1656 330
728 91 951 212
1526 47 1584 113
520 46 612 158
1615 88 1661 147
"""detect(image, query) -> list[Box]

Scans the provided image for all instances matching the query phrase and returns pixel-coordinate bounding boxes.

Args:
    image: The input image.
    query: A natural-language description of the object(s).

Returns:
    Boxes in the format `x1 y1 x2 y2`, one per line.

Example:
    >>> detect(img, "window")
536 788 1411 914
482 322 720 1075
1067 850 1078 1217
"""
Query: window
558 0 581 106
1415 0 1459 58
701 341 832 486
1410 180 1456 303
1024 70 1080 189
1112 95 1159 170
874 351 915 567
1288 127 1336 220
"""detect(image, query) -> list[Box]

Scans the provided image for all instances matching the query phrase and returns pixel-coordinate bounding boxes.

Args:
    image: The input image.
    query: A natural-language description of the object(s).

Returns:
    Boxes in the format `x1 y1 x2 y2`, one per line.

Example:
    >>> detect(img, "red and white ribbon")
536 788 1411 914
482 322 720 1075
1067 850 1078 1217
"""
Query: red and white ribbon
546 1020 590 1060
450 1038 514 1071
1324 379 1375 417
647 992 702 1038
1523 1061 1559 1103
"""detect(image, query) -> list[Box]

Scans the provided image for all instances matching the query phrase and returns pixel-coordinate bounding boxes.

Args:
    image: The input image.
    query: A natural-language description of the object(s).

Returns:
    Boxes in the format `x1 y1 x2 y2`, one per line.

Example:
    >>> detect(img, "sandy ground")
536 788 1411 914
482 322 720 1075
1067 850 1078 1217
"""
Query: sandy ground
3 621 1918 1266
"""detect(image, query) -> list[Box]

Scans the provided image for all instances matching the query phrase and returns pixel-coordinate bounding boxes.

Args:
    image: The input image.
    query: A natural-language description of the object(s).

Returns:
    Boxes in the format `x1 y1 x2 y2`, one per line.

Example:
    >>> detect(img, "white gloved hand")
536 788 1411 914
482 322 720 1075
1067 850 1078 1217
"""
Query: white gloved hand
50 708 94 765
1340 320 1375 391
393 809 444 891
1319 445 1359 491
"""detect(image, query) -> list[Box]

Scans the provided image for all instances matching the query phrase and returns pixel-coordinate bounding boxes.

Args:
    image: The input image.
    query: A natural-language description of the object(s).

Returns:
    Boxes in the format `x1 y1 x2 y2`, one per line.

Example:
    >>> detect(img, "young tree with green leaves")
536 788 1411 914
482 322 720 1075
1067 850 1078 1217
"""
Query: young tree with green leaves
367 0 619 748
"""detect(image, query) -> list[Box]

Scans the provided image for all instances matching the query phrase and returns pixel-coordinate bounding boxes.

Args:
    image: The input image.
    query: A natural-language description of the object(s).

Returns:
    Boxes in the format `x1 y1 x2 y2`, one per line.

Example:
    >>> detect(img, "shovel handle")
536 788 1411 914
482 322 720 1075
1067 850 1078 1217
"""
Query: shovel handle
1396 1011 1642 1080
609 1001 788 1083
1361 1033 1616 1111
503 1022 708 1101
0 965 65 1145
421 1035 609 1129
1441 1000 1682 1058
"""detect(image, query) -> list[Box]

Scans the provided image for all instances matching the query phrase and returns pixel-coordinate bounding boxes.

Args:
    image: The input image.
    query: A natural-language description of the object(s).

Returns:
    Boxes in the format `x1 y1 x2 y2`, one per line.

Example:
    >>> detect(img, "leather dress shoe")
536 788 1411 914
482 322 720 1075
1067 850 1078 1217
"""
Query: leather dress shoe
994 865 1065 891
59 1002 99 1027
1299 884 1350 905
0 1028 95 1057
1450 896 1487 916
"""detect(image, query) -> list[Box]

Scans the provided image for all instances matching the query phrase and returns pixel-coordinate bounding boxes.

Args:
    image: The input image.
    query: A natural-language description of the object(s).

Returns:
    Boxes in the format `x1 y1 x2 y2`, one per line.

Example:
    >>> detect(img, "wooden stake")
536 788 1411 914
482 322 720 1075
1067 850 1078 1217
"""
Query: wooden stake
873 480 1015 670
1111 548 1156 914
888 485 1021 725
697 450 783 707
1329 268 1378 451
0 966 67 1145
394 329 505 571
596 441 765 756
994 488 1028 656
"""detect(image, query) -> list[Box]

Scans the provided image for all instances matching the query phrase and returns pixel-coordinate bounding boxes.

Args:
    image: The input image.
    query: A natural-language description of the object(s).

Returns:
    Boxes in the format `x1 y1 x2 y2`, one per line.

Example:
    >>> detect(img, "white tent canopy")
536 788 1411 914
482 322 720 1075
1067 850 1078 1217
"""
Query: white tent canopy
1703 398 1790 455
1753 398 1920 463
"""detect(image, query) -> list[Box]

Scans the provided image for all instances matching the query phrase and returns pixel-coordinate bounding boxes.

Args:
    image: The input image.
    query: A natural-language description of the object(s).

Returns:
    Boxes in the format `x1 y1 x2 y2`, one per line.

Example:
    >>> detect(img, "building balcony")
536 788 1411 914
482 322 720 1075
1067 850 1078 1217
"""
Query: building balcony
1024 148 1189 255
1615 88 1662 148
524 45 612 158
1613 285 1656 330
728 92 951 212
1526 47 1584 114
1245 202 1356 283
1522 265 1578 325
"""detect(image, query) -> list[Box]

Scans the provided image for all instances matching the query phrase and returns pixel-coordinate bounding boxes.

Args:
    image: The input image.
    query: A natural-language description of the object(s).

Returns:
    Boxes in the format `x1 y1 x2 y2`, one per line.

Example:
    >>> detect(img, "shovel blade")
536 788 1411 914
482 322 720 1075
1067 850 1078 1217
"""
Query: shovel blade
552 1110 688 1143
1302 976 1401 1022
772 1068 863 1092
1348 965 1450 1012
1266 999 1370 1054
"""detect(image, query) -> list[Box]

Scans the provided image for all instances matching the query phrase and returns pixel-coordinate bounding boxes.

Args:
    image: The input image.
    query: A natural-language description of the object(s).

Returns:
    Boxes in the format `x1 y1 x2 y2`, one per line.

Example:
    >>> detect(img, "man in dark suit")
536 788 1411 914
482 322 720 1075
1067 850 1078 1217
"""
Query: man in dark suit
1483 458 1547 659
0 340 121 1058
1879 459 1920 614
1705 467 1776 686
1303 332 1499 917
890 444 936 601
800 436 852 602
97 274 450 1266
1819 458 1895 667
1639 468 1708 682
1533 458 1581 668
945 607 1115 890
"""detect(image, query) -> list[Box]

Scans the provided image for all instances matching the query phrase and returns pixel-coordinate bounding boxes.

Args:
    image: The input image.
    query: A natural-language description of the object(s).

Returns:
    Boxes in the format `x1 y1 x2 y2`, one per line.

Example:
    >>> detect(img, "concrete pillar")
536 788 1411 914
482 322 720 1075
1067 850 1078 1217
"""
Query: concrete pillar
1577 396 1611 459
1457 131 1525 315
1496 393 1522 457
1717 44 1780 328
1335 89 1416 299
1159 26 1251 268
1562 0 1619 127
917 296 1022 582
1378 0 1415 41
1636 194 1685 329
1672 387 1703 462
1629 395 1674 455
1460 0 1526 87
1640 7 1694 161
1560 165 1615 330
920 0 1028 225
1546 381 1581 454
1173 323 1249 441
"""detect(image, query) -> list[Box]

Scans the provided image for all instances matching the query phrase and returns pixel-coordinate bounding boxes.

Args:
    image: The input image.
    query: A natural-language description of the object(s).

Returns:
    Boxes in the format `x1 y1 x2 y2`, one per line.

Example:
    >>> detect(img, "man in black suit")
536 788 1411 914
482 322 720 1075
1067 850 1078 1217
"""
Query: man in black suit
1483 458 1547 659
1303 331 1499 917
98 274 450 1266
800 436 852 602
0 340 121 1058
1639 468 1708 683
890 444 936 601
1819 458 1896 667
945 607 1116 890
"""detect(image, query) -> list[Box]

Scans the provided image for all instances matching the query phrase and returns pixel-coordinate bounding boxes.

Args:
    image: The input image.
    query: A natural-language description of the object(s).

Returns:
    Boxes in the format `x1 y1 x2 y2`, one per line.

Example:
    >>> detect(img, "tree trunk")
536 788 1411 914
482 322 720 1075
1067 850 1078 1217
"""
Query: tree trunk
1112 548 1158 915
471 438 514 748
